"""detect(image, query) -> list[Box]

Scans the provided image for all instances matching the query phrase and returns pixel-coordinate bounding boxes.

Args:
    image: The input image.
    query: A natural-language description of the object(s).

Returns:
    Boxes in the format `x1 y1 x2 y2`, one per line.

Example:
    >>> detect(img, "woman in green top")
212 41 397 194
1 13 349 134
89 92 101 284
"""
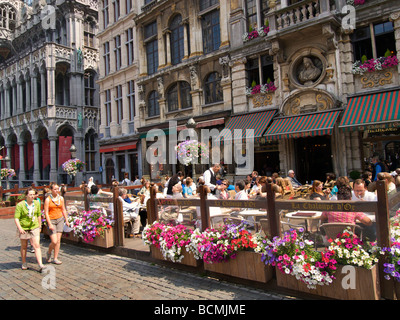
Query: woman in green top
14 187 44 272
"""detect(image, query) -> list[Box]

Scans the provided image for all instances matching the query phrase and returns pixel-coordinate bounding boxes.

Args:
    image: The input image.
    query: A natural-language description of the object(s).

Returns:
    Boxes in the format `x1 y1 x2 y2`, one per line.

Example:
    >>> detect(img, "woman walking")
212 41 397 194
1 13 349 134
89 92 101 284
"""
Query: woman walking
14 187 44 271
44 182 69 265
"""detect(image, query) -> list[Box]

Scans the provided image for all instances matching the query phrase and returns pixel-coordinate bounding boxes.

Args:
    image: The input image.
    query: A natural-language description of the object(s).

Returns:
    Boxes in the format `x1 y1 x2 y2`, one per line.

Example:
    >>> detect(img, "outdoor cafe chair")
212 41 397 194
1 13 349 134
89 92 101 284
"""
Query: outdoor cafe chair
319 222 363 242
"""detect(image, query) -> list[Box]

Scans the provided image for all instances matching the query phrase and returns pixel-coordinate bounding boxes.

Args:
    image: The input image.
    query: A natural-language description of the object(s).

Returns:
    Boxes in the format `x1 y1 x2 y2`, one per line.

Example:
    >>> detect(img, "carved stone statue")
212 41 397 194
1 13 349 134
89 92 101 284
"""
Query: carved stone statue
297 57 321 85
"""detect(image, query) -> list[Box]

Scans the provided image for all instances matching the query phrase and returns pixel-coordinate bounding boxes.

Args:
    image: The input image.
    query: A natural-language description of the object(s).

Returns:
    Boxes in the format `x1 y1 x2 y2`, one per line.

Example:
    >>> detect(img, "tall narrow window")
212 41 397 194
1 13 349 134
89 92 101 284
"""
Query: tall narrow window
170 14 184 65
115 85 123 124
113 0 120 22
114 35 122 70
103 0 109 28
85 130 96 172
246 54 274 86
204 72 222 104
126 0 132 14
126 27 134 65
105 89 111 125
104 42 110 75
127 80 135 121
245 0 270 30
148 90 159 117
144 21 158 75
84 70 96 106
201 10 220 54
167 81 192 112
84 19 95 48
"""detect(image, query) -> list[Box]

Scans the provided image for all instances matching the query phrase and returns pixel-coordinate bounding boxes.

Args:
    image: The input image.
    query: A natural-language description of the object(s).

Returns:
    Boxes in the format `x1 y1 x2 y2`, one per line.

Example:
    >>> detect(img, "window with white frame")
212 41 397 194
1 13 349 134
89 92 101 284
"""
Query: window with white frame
126 27 134 66
127 80 135 121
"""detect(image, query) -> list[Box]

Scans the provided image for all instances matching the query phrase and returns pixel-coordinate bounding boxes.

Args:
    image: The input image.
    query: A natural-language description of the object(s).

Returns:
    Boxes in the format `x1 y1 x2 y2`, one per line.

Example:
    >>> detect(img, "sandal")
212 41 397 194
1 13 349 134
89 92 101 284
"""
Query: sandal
21 263 28 270
134 234 142 238
53 259 62 265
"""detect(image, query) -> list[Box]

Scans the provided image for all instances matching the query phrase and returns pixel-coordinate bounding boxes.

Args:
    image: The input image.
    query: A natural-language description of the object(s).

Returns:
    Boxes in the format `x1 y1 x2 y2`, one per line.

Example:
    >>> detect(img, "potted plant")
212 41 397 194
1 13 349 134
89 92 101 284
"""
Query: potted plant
176 140 209 166
68 209 114 248
382 210 400 299
265 228 381 299
188 221 273 283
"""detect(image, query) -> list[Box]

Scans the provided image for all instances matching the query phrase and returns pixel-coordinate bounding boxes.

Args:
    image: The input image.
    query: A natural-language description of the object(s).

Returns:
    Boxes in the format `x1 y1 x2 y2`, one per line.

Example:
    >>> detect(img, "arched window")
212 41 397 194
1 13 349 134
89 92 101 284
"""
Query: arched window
204 72 223 104
85 130 97 172
0 4 16 30
170 14 184 65
148 90 159 117
167 81 191 112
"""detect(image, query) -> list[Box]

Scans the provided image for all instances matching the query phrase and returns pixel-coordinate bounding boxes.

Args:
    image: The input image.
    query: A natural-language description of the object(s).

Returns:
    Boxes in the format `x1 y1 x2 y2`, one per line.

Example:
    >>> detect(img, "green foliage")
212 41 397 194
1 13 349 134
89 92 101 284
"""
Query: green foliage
384 49 391 57
361 55 368 63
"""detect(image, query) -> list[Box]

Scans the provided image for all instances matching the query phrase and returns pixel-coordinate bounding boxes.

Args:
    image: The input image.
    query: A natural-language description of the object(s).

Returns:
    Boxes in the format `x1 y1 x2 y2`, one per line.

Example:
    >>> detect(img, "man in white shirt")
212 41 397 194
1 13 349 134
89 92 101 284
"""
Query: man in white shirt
203 163 221 193
118 188 141 237
352 179 377 201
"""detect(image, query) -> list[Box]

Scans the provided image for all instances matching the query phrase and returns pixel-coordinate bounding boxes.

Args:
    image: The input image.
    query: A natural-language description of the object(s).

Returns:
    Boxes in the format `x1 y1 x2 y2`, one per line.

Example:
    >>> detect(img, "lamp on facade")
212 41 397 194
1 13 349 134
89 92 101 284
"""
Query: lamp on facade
186 117 197 129
69 144 77 159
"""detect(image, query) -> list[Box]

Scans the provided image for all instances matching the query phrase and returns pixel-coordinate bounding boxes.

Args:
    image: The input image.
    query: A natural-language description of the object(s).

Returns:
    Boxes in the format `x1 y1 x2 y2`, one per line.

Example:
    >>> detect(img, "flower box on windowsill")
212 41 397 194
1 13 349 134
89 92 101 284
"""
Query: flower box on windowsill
150 245 200 267
204 251 273 284
354 66 398 91
276 264 380 300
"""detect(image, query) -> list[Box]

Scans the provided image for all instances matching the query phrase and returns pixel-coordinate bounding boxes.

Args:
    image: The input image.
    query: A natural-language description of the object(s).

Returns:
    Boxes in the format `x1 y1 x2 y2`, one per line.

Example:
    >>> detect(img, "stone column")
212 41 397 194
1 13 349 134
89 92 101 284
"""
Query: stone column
40 70 46 107
49 136 58 183
182 20 189 60
47 67 55 107
219 0 230 48
4 84 10 117
121 82 130 134
0 87 4 119
33 139 41 183
31 73 38 110
165 30 171 67
25 78 31 111
17 79 23 114
230 57 248 113
12 83 17 115
18 143 25 182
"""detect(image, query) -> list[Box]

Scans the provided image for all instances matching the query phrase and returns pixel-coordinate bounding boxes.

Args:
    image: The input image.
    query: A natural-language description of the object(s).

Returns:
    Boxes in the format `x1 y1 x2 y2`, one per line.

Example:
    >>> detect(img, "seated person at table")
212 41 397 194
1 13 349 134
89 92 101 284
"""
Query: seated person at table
183 177 196 198
321 185 372 226
323 172 336 189
118 188 141 238
287 170 302 188
309 180 330 200
329 176 350 200
90 184 113 197
351 179 377 201
234 180 248 200
218 179 231 200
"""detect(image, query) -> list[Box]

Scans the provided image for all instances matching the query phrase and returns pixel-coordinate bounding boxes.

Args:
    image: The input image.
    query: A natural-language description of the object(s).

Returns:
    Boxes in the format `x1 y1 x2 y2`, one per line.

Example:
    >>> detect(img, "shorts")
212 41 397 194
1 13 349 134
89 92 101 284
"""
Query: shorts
47 217 65 235
18 227 40 240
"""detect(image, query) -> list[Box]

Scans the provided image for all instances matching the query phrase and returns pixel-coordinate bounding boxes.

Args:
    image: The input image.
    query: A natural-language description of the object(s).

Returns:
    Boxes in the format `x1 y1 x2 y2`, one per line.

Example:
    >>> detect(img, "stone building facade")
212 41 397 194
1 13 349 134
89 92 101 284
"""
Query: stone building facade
99 0 400 184
0 0 101 187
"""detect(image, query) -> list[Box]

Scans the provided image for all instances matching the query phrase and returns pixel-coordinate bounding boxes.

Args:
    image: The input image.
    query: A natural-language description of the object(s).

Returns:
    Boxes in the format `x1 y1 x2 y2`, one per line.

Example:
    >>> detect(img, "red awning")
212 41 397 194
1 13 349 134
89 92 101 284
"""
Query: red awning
99 141 137 153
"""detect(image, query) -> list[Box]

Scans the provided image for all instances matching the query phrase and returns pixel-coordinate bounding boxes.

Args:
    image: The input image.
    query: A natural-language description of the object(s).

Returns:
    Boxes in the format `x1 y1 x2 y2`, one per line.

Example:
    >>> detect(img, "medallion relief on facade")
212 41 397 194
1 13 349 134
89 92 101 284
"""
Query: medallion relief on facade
360 70 393 88
288 50 327 89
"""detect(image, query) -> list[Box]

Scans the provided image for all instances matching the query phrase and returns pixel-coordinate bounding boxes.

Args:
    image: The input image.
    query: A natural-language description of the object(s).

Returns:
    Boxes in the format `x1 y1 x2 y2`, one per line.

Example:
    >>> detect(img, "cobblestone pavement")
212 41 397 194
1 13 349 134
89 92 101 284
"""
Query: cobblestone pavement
0 219 292 301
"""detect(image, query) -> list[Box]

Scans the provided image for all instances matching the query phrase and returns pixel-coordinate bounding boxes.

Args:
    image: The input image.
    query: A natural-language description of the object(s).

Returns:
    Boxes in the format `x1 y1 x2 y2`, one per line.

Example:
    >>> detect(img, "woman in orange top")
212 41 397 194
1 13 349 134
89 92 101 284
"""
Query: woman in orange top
44 182 69 265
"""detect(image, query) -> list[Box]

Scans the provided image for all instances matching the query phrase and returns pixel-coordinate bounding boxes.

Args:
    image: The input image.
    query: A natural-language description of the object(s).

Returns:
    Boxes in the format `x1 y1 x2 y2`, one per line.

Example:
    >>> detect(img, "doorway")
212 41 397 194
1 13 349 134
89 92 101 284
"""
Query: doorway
105 158 115 184
294 135 333 183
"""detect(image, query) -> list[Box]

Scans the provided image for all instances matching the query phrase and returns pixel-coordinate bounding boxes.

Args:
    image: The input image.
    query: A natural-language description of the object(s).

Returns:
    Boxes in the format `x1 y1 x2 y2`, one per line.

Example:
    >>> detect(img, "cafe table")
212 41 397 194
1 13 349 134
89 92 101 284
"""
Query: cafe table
284 210 323 232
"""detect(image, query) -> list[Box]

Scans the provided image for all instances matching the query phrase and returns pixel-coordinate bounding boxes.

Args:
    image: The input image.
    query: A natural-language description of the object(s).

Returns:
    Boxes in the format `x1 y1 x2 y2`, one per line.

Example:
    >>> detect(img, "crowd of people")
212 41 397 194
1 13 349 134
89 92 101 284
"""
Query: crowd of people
13 159 400 271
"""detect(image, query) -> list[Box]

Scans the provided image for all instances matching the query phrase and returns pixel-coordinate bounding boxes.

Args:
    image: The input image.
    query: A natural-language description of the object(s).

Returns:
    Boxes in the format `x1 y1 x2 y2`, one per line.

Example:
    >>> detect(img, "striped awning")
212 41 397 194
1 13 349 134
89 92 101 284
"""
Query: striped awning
219 110 277 141
339 90 400 131
264 110 341 141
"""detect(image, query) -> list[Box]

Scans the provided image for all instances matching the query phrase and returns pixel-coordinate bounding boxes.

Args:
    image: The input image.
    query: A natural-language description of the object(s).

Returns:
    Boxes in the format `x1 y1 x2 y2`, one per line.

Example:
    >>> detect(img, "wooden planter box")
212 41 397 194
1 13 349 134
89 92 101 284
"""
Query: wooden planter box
150 246 200 267
204 251 273 283
62 231 80 242
276 264 380 300
83 228 115 248
395 281 400 300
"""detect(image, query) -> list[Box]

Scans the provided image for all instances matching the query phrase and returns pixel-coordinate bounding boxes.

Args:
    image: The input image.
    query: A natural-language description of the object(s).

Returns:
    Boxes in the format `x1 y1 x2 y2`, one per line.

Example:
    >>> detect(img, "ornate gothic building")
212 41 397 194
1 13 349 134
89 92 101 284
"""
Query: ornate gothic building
0 0 100 187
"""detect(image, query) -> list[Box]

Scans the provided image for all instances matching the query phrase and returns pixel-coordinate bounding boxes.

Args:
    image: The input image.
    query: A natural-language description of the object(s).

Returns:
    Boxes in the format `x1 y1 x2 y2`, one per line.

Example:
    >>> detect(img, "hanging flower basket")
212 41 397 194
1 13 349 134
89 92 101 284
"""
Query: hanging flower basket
176 140 209 166
0 168 16 179
62 158 85 176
